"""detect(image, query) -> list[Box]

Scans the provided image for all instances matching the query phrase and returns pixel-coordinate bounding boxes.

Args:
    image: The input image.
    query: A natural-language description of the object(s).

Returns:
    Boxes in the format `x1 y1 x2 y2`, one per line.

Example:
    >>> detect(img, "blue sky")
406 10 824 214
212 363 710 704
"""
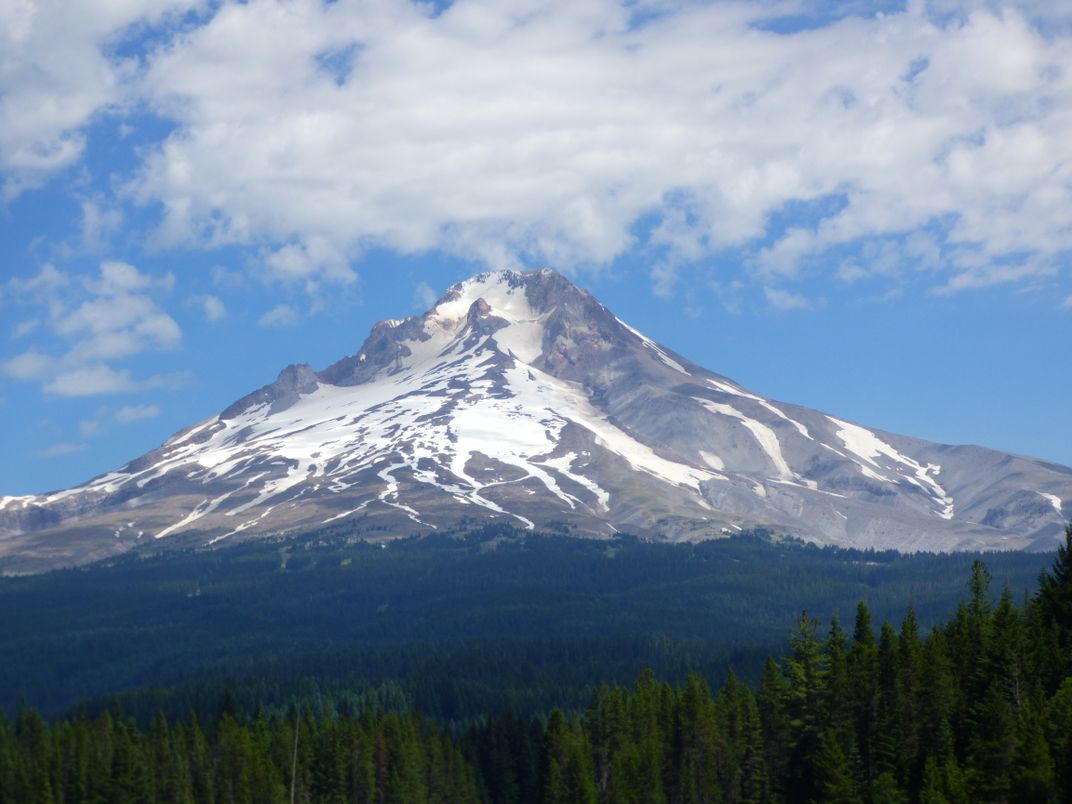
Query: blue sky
1 0 1070 496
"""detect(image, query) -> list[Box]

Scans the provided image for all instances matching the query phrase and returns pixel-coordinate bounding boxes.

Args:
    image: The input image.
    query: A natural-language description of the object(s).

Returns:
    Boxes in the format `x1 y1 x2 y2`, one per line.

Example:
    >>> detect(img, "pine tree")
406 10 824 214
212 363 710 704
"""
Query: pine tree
848 602 879 787
15 708 53 804
1046 676 1072 800
735 685 770 804
1038 523 1072 633
1011 700 1057 802
784 611 825 803
966 684 1016 802
875 622 902 780
1037 523 1072 687
896 605 923 791
823 615 854 751
758 657 791 798
811 730 861 804
870 771 909 804
673 672 721 804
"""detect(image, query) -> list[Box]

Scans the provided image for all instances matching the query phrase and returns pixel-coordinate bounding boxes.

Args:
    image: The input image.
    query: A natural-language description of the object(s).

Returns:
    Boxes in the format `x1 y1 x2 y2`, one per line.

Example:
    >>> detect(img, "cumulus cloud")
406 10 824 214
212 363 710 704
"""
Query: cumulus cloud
0 0 200 198
111 0 1070 298
0 261 184 396
2 0 1069 306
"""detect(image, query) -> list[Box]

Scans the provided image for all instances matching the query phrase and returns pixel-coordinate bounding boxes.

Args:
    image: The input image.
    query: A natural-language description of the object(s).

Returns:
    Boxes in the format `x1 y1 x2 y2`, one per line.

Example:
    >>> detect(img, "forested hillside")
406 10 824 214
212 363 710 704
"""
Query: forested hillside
3 525 1072 803
0 528 1052 720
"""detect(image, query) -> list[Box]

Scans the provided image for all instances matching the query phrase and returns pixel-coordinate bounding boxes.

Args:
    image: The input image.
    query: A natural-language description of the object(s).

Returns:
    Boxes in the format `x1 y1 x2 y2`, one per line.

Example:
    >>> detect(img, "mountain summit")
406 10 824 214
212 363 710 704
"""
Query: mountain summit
2 269 1069 571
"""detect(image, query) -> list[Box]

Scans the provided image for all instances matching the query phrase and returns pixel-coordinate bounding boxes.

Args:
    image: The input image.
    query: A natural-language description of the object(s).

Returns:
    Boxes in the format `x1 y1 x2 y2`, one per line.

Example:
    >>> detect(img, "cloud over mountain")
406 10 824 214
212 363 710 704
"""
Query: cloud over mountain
2 1 1069 296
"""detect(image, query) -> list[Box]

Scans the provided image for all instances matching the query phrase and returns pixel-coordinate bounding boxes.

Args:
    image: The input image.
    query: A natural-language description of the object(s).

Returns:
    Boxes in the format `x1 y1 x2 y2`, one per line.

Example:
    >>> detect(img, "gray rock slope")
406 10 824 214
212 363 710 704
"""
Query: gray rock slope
2 269 1069 572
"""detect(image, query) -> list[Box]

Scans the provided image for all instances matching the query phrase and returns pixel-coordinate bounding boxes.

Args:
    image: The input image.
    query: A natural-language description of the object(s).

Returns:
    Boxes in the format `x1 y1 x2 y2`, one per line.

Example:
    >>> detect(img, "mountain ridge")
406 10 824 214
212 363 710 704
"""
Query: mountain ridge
1 268 1069 572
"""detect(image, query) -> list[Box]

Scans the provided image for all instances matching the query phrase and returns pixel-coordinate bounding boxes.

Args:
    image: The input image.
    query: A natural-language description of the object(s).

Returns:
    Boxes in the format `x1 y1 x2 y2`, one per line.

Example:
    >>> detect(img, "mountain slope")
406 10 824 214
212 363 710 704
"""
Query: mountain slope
1 269 1069 571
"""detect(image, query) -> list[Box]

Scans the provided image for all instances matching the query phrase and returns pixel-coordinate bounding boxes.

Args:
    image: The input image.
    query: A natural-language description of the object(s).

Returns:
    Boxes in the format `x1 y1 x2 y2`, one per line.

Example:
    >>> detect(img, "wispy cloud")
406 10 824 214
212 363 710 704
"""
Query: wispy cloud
44 364 140 397
11 318 40 339
413 281 438 311
36 442 87 459
115 403 161 424
188 294 227 322
80 403 162 438
258 304 298 328
0 261 184 396
764 287 814 311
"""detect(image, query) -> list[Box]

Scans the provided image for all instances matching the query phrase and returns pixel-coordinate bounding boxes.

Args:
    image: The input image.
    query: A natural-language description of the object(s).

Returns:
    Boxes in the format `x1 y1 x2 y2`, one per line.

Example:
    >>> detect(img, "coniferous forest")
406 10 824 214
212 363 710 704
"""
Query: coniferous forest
3 525 1072 802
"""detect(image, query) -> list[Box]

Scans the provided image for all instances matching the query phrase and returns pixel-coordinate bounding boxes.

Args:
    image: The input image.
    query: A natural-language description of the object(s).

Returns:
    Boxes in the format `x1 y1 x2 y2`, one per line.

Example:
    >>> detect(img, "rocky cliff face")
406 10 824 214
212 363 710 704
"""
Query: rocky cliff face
1 269 1069 572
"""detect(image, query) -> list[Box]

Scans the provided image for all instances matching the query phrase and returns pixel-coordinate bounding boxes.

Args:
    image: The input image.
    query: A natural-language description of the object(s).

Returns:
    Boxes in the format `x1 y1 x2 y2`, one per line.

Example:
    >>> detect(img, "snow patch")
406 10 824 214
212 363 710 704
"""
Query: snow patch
1039 492 1063 515
828 416 954 519
707 379 812 440
541 453 611 511
615 317 690 375
156 490 237 539
700 450 725 471
696 399 797 482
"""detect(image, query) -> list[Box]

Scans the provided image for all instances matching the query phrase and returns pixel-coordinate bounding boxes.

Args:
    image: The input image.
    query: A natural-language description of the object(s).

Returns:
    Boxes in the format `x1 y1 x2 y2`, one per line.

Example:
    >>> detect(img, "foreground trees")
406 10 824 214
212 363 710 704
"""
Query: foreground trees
4 524 1072 803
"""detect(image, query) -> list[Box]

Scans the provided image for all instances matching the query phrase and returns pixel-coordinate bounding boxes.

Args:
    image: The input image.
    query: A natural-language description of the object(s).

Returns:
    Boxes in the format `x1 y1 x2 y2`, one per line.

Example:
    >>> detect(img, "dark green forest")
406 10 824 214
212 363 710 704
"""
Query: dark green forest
3 526 1072 802
0 528 1051 721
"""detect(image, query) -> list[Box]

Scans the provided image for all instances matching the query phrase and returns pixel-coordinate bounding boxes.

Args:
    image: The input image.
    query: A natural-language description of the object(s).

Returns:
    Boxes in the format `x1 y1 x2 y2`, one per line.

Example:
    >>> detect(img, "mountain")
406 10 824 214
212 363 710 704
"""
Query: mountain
1 269 1069 572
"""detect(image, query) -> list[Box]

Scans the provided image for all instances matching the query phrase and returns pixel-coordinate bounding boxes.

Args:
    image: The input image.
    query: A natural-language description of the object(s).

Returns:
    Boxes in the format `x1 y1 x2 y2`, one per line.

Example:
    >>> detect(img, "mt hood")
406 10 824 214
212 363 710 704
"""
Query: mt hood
2 269 1069 572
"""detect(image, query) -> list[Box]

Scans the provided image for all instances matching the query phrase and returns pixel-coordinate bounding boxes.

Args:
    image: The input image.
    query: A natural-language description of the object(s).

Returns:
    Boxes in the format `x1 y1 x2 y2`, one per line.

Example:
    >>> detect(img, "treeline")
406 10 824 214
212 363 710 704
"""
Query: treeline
69 637 771 733
0 708 481 804
1 528 1050 719
3 526 1072 802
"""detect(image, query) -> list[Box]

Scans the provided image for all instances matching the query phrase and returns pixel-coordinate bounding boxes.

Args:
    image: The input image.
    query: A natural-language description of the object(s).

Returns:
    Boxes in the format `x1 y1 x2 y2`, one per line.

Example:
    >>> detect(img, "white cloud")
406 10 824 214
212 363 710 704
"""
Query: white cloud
412 281 438 310
259 303 298 328
11 318 40 339
837 262 869 283
1 0 1068 309
2 263 68 302
78 417 103 438
78 199 123 252
115 0 1071 297
42 365 188 398
1 348 55 380
189 293 227 322
86 260 174 297
211 265 246 288
0 0 201 197
36 441 87 459
764 287 813 311
0 261 184 396
44 364 139 396
81 402 163 436
262 238 354 287
1062 295 1072 309
115 403 161 423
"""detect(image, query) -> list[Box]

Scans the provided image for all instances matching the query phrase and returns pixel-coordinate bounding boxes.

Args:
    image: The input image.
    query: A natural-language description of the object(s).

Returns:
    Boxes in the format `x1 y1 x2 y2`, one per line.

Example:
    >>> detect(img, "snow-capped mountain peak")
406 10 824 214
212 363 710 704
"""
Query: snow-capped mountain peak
1 269 1069 572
